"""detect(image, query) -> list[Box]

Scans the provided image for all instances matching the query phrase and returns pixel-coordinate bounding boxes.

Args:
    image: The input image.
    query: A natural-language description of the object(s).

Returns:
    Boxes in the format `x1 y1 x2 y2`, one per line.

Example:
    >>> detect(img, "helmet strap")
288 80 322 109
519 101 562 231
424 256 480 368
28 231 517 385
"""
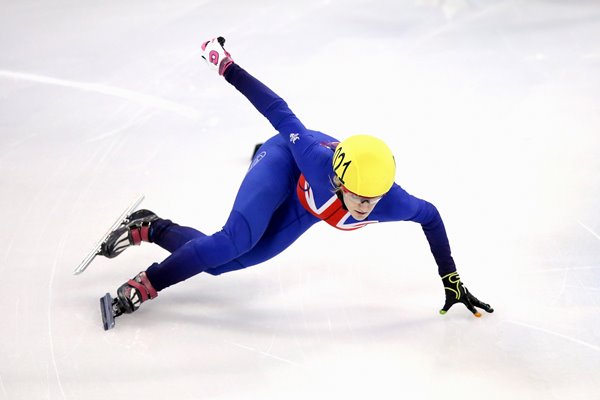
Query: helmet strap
331 175 348 210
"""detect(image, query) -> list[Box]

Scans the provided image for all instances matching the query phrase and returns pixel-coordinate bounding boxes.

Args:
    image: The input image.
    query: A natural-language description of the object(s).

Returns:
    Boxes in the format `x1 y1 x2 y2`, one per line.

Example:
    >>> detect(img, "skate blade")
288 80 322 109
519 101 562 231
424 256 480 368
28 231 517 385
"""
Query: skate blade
74 194 145 275
100 293 116 331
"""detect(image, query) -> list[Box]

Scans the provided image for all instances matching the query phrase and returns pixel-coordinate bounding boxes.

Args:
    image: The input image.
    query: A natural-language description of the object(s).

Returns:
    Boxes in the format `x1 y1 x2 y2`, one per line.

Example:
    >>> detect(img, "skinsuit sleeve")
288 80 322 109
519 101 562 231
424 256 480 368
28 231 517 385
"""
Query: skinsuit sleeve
382 184 457 276
223 63 332 182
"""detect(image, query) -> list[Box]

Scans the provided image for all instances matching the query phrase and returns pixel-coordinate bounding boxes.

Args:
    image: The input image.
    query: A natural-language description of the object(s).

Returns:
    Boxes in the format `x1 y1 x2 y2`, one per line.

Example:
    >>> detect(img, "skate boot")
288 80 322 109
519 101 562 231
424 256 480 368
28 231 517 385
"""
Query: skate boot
114 271 158 315
101 271 158 330
100 209 158 258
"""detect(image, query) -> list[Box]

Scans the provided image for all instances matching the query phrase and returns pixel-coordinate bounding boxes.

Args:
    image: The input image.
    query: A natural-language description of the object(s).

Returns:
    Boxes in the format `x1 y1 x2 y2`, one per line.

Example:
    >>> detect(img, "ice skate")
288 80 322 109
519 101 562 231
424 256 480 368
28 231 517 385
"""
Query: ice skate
100 271 158 330
99 209 159 258
74 195 145 275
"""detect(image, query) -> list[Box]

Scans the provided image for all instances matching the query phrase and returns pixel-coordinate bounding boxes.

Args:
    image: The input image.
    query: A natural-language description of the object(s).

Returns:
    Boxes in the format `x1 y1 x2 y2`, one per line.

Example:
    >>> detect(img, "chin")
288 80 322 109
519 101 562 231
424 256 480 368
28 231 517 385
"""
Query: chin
352 212 369 221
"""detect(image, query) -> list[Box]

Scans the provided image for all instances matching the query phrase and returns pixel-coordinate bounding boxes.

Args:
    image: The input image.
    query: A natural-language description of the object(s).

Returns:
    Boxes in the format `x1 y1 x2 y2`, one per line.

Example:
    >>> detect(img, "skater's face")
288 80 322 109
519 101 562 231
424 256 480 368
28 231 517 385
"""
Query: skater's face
340 186 382 221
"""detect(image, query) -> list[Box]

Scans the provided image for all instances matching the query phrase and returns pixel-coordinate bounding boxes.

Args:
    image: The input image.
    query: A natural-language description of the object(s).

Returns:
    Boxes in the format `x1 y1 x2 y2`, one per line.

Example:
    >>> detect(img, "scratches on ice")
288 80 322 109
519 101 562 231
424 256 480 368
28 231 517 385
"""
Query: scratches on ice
578 221 600 242
225 340 300 367
0 70 201 120
506 320 600 352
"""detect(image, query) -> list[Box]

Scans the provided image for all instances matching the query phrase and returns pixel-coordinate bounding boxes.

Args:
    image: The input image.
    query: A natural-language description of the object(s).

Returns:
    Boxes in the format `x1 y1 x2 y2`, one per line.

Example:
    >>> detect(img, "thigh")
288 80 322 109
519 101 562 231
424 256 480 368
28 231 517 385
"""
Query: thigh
149 136 294 254
205 194 319 275
145 137 304 290
228 136 301 250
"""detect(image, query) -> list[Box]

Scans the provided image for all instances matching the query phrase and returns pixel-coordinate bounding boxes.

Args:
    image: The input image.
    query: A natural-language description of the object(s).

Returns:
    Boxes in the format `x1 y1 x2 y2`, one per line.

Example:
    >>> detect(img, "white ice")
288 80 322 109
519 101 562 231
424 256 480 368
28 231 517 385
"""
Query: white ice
1 0 599 399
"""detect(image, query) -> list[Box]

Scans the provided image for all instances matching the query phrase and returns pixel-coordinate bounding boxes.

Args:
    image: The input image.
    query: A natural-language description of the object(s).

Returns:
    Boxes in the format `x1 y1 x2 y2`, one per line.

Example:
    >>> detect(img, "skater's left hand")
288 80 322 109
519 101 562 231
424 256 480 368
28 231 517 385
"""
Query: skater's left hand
439 272 494 317
201 36 234 76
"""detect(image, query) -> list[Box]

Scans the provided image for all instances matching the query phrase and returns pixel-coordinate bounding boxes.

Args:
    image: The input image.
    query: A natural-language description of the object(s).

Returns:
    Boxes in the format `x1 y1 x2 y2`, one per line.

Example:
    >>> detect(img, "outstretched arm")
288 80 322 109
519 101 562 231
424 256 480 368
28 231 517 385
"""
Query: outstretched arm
201 37 305 136
224 64 306 136
385 185 494 317
385 185 456 275
201 36 334 184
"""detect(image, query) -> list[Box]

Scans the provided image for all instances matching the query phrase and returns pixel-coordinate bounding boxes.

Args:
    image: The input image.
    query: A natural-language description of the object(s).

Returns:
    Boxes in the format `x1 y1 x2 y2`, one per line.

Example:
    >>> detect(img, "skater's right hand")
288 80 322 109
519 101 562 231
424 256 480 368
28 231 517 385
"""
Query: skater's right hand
201 36 234 76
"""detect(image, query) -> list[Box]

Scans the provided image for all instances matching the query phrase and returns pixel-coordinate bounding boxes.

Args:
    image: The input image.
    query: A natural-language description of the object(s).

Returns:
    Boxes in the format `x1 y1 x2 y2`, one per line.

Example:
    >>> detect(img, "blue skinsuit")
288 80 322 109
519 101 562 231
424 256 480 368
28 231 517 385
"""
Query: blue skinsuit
145 63 456 292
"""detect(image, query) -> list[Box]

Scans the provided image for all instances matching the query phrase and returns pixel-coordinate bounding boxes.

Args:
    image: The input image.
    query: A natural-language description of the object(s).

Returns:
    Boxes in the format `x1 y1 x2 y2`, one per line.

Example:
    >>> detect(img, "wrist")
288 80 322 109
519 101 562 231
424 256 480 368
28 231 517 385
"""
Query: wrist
220 58 234 76
441 271 460 283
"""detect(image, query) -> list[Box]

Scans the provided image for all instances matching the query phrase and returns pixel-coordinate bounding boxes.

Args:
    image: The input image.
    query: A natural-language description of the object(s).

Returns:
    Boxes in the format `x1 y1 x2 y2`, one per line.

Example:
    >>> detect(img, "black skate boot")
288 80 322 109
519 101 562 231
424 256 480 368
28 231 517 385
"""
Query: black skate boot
100 209 158 258
114 271 158 315
101 271 158 330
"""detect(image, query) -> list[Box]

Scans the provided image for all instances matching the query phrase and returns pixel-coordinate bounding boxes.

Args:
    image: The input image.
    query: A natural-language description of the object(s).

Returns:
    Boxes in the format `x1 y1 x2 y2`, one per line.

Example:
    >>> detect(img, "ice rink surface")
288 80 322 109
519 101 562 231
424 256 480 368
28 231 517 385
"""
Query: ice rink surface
1 0 599 399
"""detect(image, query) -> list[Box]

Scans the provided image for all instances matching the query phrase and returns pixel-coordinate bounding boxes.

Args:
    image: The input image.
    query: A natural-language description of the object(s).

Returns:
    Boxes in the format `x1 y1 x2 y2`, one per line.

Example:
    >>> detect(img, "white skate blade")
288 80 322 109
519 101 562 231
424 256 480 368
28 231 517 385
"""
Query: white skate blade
73 194 145 275
100 293 116 330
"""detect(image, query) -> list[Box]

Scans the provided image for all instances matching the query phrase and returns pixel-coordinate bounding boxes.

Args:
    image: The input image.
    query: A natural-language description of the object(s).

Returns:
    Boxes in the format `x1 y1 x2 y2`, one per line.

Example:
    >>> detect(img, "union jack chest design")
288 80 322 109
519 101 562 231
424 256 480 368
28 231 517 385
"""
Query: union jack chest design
296 174 379 231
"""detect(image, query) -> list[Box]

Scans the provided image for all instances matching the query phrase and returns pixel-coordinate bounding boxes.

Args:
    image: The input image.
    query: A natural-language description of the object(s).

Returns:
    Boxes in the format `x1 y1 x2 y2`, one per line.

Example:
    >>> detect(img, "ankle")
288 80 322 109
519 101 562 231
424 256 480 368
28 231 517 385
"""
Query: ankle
133 271 158 300
130 223 152 245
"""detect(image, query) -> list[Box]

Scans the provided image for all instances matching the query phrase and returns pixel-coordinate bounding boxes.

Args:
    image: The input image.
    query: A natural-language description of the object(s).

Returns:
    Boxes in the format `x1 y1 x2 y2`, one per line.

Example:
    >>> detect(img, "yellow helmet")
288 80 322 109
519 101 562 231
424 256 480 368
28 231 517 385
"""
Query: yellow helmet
332 135 396 197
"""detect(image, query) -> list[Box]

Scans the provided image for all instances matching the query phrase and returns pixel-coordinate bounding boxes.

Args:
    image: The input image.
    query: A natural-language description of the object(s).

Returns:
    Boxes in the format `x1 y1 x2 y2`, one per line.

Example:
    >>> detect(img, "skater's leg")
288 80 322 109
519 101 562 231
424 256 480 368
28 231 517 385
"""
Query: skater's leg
103 194 319 329
100 209 210 257
205 194 318 275
146 138 300 291
150 218 207 253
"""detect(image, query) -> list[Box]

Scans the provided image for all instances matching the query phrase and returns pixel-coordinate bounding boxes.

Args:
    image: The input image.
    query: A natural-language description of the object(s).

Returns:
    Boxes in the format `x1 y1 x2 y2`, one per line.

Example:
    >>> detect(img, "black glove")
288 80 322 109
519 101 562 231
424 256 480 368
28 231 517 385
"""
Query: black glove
440 272 494 317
